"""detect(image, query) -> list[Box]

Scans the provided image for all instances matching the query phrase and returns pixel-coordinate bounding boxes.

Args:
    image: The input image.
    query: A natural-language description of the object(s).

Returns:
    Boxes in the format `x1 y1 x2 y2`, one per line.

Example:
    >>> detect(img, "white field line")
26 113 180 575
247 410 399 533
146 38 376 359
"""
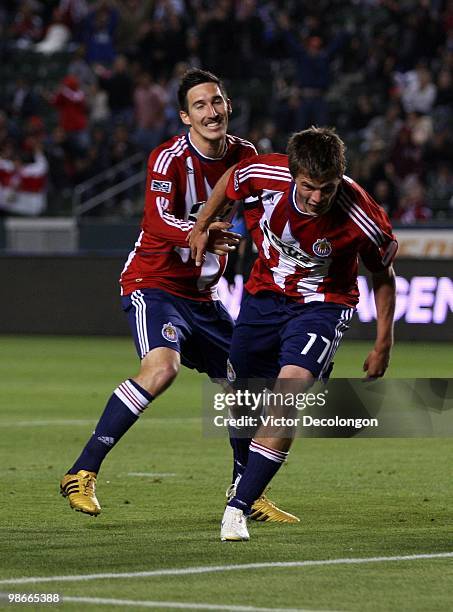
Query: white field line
63 597 330 612
0 419 94 427
0 418 199 427
128 473 177 477
1 552 453 586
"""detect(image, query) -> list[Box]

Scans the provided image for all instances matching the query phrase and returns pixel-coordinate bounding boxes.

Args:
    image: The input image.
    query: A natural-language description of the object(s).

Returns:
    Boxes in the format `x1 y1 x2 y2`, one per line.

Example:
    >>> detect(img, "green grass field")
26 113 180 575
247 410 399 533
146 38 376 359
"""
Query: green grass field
0 337 452 611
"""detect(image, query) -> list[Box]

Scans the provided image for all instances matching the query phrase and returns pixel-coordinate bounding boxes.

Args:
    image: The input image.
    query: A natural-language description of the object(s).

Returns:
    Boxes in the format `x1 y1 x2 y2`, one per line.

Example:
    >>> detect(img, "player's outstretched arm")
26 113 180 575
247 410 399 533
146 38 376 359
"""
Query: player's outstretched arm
188 166 236 266
363 265 396 380
206 220 241 256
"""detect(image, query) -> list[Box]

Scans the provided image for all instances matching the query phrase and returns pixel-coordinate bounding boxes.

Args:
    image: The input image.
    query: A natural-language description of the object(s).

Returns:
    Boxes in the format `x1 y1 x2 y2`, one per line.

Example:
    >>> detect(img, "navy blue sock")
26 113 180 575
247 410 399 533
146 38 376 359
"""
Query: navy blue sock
229 440 288 513
69 379 153 474
229 434 251 481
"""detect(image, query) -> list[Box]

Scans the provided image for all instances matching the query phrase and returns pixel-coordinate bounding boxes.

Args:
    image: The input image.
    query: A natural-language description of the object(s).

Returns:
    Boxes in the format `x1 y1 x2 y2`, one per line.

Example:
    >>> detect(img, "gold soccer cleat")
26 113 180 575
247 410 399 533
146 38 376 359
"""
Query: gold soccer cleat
60 470 101 516
226 480 300 524
249 495 300 523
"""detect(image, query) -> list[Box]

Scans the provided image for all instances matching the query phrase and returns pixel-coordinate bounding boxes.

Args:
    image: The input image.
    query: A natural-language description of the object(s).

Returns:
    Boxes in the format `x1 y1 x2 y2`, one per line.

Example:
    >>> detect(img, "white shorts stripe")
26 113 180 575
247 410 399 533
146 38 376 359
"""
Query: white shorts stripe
131 290 149 358
319 308 354 379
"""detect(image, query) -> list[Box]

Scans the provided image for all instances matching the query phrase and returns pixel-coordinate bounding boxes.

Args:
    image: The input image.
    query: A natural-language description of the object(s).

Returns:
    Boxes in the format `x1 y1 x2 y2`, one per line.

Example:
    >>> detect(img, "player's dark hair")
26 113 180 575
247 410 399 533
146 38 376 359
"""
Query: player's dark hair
177 68 228 113
287 127 346 180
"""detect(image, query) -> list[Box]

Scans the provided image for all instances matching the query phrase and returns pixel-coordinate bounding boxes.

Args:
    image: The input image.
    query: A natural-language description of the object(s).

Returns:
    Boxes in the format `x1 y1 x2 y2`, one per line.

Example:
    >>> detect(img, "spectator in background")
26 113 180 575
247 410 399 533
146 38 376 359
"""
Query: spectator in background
277 11 348 129
133 71 168 152
199 3 238 78
235 0 265 76
9 0 43 49
393 176 431 224
97 55 134 126
185 28 201 69
352 94 376 131
34 7 71 55
363 103 403 155
83 2 118 66
67 46 96 94
88 80 110 125
427 163 453 216
58 0 88 41
399 64 437 114
0 139 48 216
0 112 12 150
9 77 40 121
114 0 153 58
389 126 423 181
48 75 90 152
373 178 398 219
433 68 453 126
45 125 75 191
138 14 186 78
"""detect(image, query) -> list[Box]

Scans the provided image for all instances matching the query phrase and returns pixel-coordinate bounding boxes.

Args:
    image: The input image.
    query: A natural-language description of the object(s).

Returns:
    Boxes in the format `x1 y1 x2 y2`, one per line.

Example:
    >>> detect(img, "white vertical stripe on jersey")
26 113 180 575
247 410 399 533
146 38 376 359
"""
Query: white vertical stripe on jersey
267 220 330 300
270 221 297 289
338 194 384 246
153 137 182 173
258 191 285 262
340 191 386 243
196 252 221 295
185 156 198 219
120 230 144 295
259 214 272 260
174 246 191 263
131 290 150 358
162 141 187 175
154 137 186 175
319 308 354 379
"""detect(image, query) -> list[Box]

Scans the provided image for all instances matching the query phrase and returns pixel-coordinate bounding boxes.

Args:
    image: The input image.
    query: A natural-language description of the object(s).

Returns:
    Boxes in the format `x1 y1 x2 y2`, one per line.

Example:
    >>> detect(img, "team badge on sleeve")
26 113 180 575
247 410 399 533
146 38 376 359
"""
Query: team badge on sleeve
161 322 178 343
312 238 332 257
151 180 172 193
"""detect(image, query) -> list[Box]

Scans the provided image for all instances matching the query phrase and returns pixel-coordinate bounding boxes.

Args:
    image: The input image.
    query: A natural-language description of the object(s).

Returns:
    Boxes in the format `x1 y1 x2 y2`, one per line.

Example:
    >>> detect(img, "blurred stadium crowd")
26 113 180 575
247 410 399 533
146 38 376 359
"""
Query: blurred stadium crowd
0 0 452 221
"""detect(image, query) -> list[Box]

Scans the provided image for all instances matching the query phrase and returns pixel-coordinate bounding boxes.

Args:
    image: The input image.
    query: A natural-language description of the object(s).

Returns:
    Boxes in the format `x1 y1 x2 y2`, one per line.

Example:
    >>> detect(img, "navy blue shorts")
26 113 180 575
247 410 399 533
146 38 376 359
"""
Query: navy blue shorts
228 292 355 382
121 288 233 379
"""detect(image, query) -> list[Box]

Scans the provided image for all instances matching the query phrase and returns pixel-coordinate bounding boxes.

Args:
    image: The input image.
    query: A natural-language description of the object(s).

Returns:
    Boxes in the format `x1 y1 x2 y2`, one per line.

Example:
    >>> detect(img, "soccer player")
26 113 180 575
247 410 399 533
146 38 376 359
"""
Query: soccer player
60 68 298 524
189 127 397 541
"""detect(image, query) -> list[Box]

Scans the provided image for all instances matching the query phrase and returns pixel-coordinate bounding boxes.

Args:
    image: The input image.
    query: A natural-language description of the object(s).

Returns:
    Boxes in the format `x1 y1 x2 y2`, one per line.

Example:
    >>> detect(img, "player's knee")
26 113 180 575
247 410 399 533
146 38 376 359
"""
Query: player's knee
135 350 180 396
278 365 315 390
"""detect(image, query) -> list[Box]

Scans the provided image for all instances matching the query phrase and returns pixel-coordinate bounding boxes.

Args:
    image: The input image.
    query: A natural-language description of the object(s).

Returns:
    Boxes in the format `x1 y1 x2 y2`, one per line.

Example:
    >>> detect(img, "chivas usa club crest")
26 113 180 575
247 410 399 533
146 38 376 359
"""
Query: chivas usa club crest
161 322 178 342
312 238 332 257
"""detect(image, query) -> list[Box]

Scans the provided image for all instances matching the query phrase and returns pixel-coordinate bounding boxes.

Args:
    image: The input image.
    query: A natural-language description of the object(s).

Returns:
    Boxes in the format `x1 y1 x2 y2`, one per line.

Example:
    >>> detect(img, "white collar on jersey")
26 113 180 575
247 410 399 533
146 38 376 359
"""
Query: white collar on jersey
187 132 228 161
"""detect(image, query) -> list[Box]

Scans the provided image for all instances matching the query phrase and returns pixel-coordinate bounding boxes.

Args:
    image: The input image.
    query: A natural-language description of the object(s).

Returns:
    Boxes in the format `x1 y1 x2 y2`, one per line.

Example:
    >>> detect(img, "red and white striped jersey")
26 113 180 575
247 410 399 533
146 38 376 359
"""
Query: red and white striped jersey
120 133 257 300
225 153 397 308
0 152 48 216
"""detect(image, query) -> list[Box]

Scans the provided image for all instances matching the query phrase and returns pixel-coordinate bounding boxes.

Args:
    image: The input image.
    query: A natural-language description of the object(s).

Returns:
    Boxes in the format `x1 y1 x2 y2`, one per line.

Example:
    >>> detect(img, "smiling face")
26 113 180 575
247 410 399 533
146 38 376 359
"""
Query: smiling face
179 82 231 153
294 172 341 216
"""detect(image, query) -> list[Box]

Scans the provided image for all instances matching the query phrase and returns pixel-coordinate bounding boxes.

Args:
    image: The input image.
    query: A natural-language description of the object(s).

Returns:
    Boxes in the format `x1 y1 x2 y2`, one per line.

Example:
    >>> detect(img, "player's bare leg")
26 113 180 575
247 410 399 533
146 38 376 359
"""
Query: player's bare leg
60 347 180 515
134 347 180 396
221 366 311 539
